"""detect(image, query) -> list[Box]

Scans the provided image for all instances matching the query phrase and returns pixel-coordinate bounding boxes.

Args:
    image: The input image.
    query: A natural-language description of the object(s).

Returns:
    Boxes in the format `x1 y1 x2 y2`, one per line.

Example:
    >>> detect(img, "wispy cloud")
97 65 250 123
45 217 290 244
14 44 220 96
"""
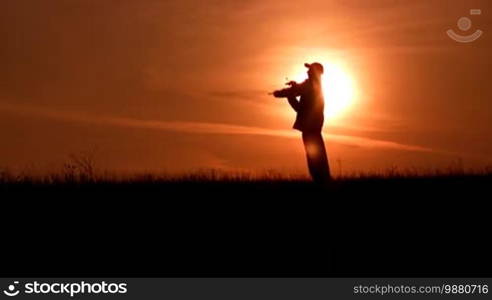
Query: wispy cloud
0 102 435 153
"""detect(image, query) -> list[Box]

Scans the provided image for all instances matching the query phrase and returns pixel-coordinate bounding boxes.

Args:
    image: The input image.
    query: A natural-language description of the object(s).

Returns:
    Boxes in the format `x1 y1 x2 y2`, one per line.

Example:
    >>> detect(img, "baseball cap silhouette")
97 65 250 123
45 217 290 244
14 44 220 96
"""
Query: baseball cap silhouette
304 62 324 74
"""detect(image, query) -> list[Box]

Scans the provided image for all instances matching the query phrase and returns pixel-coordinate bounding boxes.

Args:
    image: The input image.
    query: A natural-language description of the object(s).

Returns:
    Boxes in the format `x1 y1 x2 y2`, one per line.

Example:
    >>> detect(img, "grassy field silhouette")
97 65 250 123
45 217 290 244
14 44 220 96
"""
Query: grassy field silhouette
1 160 491 200
3 162 491 277
3 149 489 187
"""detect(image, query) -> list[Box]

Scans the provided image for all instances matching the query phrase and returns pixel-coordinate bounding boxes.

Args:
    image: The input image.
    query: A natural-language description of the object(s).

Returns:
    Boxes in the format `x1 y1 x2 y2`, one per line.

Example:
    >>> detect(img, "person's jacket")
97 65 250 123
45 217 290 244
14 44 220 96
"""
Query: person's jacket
286 79 325 133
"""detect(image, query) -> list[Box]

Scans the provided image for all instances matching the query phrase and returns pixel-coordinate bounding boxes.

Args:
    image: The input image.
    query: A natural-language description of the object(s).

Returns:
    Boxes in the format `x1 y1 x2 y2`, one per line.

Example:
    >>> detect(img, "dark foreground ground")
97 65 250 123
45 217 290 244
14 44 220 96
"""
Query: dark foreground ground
1 174 491 277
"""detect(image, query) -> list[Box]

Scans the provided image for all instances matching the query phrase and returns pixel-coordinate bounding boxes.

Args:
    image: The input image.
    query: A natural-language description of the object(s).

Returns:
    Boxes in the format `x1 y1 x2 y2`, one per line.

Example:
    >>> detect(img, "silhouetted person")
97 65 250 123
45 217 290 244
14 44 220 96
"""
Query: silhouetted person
272 62 330 182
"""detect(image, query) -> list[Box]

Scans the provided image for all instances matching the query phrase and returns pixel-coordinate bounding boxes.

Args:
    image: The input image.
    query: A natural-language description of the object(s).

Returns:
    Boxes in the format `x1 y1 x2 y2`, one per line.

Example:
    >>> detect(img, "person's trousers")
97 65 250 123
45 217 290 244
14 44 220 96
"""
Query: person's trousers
302 131 331 182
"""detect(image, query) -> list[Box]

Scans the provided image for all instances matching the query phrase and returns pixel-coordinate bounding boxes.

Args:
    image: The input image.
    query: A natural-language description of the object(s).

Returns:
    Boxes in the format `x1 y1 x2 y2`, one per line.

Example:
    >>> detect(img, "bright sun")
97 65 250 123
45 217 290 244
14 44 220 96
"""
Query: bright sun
290 61 356 121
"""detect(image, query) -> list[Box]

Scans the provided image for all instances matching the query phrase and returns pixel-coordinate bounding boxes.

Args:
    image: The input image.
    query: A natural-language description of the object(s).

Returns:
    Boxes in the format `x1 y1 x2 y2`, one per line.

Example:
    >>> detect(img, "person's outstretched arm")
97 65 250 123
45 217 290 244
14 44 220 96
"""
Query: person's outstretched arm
271 80 302 112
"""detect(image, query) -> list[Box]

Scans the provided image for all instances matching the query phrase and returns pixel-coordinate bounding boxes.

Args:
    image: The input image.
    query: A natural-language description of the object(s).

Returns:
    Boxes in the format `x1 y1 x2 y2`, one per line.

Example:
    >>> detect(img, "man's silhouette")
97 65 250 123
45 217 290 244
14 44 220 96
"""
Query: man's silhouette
272 62 330 182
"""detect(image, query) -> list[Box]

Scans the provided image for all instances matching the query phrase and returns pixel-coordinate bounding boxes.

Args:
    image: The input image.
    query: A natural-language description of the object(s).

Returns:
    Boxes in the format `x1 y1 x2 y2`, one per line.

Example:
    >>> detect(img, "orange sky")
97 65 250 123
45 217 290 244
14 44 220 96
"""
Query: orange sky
1 0 491 175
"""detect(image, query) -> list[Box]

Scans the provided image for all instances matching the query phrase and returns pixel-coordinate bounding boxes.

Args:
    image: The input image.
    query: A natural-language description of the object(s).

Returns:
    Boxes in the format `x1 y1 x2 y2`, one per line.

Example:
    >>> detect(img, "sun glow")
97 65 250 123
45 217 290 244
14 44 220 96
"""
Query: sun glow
289 61 357 121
